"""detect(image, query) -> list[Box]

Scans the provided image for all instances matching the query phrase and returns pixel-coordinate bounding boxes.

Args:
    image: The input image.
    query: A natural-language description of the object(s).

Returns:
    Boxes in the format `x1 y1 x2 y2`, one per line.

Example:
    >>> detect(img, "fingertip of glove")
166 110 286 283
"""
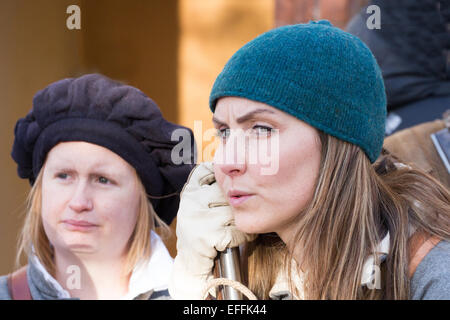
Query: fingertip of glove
199 173 216 186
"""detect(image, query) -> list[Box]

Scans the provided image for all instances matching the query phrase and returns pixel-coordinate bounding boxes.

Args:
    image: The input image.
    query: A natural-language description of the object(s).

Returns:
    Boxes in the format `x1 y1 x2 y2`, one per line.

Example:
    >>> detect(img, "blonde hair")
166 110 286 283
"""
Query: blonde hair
15 166 171 277
247 131 450 299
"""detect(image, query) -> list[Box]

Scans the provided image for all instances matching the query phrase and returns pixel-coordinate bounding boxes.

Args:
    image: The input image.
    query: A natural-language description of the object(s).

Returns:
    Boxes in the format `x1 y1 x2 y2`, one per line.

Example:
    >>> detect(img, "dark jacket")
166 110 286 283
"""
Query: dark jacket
346 0 450 133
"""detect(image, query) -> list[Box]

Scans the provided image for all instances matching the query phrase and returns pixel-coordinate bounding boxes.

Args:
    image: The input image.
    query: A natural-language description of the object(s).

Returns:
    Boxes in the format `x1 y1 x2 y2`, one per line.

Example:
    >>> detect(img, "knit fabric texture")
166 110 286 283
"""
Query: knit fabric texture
210 20 387 163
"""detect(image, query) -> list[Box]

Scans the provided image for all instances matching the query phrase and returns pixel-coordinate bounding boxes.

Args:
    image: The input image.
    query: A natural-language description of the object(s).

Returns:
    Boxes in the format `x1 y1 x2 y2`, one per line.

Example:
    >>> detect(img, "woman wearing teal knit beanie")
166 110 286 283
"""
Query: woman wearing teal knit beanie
170 21 450 300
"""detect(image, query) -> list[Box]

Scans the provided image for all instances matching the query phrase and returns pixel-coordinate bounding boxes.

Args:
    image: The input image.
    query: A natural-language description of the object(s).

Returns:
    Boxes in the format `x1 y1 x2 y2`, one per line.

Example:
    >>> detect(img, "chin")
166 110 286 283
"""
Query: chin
234 213 270 235
60 241 98 254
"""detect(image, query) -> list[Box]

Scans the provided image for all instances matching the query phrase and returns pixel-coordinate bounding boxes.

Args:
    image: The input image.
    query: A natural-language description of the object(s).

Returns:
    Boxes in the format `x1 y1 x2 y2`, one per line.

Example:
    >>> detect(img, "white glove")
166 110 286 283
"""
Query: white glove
169 162 255 299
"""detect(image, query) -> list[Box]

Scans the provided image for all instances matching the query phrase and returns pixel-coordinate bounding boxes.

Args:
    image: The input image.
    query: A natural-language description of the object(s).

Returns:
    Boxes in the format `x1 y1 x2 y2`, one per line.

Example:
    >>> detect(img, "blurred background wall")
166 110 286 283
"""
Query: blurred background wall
0 0 367 274
1 0 85 275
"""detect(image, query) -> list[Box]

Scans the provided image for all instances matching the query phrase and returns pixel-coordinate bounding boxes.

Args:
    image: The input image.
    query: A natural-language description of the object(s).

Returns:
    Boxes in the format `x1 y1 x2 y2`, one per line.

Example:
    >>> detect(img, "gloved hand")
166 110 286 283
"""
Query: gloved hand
169 162 255 299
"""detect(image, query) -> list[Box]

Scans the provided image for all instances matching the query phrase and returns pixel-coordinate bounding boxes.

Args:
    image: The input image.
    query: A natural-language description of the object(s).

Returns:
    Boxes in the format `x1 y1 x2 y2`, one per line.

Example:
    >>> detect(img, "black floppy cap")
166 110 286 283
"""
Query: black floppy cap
11 74 196 224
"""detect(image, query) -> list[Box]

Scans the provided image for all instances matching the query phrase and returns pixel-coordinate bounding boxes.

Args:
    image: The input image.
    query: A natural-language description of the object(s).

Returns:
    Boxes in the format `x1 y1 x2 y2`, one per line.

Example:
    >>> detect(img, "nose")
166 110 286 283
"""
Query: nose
214 130 247 177
217 161 246 177
68 181 93 213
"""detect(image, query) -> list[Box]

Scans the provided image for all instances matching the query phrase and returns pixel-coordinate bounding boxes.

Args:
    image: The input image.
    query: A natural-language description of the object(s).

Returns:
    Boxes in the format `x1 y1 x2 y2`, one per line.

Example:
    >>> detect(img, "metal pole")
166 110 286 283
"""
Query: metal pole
217 247 243 300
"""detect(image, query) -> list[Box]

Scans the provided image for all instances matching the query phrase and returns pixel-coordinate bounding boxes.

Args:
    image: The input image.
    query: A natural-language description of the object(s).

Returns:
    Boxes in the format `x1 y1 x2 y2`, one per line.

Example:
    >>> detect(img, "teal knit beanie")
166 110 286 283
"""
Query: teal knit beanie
209 20 387 163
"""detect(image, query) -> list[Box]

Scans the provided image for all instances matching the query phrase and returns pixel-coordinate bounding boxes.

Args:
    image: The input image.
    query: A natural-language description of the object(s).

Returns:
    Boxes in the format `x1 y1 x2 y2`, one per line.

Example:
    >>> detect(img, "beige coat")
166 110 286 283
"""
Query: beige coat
383 119 449 189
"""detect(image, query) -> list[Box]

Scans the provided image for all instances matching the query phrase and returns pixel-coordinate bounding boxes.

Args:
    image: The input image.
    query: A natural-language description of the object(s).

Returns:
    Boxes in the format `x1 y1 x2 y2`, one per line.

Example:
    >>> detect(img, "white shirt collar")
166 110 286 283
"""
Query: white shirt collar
121 231 173 299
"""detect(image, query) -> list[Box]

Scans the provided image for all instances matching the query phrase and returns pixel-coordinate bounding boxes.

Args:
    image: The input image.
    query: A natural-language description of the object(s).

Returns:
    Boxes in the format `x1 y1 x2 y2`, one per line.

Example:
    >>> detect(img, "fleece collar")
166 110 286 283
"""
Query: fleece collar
269 232 391 299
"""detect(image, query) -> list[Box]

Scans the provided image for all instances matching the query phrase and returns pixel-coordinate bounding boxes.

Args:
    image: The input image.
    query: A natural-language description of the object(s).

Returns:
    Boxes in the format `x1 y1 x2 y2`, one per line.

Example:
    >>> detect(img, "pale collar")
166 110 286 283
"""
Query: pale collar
269 232 391 299
360 232 390 286
269 260 305 300
121 231 173 299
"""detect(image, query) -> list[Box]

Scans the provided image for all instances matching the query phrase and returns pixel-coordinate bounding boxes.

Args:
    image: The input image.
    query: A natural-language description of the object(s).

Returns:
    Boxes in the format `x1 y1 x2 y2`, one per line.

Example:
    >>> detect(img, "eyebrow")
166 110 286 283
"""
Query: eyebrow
212 108 275 126
48 163 121 177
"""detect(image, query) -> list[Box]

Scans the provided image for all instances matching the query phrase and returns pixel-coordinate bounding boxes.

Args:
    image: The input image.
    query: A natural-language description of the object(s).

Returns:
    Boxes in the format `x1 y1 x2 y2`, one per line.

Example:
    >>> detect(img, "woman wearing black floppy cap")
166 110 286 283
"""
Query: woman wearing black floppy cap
0 74 195 300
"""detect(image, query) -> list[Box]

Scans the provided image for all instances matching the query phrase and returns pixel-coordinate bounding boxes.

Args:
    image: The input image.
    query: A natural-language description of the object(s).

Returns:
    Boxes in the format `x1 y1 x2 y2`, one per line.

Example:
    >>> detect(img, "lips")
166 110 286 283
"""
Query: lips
61 219 99 231
227 190 254 207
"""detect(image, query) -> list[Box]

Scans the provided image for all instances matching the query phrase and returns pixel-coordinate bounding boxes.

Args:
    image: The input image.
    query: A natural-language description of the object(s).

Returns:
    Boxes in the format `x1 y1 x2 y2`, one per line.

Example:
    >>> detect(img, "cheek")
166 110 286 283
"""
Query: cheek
40 180 71 245
274 138 320 204
41 180 68 226
99 190 140 236
245 137 320 232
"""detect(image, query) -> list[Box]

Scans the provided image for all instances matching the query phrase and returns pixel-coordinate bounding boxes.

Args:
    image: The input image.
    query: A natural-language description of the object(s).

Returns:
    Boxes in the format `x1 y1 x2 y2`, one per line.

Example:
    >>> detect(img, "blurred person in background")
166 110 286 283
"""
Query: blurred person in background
346 0 450 135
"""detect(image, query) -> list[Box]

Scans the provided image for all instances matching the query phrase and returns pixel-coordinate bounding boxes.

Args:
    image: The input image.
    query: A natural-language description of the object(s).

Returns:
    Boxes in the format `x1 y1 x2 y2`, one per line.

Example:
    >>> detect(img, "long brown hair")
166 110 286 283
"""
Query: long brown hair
247 130 450 299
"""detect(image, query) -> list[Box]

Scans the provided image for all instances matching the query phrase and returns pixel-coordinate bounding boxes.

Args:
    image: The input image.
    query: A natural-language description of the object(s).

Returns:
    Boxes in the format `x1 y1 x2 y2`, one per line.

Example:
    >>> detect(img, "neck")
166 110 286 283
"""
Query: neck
54 250 131 300
276 226 296 251
276 228 305 271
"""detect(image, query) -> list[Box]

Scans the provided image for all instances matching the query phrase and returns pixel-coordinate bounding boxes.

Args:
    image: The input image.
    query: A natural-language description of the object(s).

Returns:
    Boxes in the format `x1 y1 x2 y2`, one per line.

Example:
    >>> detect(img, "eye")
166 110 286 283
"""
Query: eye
56 173 69 179
252 125 273 137
97 176 110 184
216 128 230 140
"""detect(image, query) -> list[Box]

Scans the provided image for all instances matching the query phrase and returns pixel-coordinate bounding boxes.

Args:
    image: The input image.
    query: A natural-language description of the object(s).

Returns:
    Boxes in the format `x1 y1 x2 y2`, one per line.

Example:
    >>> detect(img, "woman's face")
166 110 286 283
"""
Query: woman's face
41 142 140 260
213 97 321 242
